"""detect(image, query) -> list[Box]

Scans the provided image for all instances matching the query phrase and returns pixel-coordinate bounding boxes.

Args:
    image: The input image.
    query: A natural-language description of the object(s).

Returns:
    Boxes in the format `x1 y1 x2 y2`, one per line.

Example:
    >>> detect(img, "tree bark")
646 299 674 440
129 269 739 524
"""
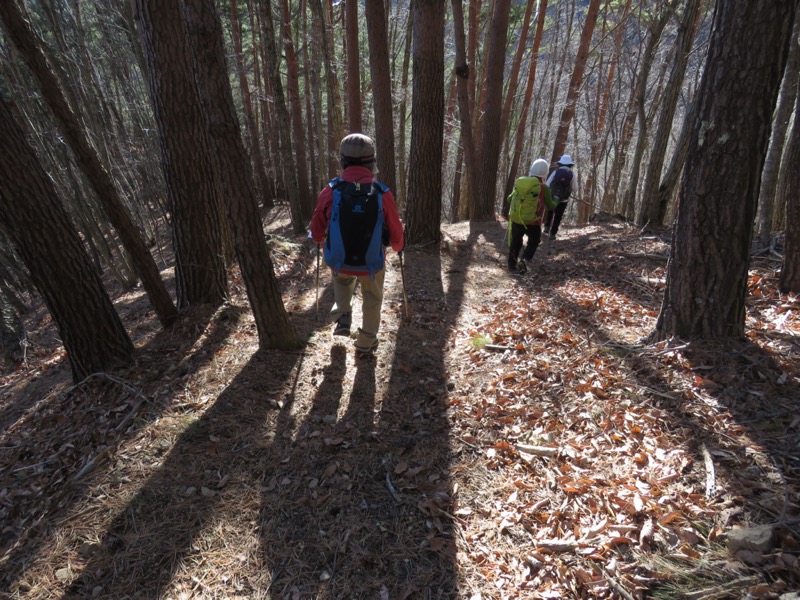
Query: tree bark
551 0 603 165
229 0 271 210
757 12 800 247
0 1 177 327
344 0 362 132
0 97 134 382
131 0 228 310
502 0 548 214
780 50 800 293
405 0 445 245
474 0 512 221
637 0 702 228
654 0 797 340
450 0 479 220
279 0 313 222
181 0 299 349
364 0 397 193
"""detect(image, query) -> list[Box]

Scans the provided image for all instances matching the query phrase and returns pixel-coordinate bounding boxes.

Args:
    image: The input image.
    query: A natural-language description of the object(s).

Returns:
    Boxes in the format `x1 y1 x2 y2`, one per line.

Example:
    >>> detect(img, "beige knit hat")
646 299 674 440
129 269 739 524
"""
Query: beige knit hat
340 133 375 165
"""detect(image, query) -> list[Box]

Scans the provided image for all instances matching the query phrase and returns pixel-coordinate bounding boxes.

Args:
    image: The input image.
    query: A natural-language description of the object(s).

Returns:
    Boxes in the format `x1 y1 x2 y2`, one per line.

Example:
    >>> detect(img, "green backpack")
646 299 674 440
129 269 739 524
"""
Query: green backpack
508 176 543 226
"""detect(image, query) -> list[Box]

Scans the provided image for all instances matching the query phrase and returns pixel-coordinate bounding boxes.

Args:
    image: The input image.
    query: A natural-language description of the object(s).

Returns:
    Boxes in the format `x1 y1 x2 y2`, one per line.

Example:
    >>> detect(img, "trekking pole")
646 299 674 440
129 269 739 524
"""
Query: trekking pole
398 250 410 320
315 243 321 321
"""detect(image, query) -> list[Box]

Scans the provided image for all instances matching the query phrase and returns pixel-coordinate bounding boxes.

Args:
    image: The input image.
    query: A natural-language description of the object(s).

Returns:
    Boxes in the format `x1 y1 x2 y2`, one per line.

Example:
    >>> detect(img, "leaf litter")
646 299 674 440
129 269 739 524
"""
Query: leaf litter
1 212 799 599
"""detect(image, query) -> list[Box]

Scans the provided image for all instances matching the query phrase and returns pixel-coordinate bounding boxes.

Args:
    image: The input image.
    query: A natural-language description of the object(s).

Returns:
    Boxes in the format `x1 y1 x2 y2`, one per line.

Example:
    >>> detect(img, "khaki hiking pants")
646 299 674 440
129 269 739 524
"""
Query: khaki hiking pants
330 269 385 348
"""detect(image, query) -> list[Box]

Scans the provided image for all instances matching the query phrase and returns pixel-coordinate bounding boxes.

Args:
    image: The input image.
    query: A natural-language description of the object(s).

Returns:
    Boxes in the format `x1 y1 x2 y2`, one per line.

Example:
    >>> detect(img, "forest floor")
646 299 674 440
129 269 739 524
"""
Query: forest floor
1 209 800 600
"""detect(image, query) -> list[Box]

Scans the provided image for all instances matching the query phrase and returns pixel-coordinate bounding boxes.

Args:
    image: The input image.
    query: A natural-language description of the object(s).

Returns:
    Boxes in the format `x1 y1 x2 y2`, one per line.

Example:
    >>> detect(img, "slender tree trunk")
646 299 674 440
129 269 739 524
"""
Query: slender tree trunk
450 0 478 221
654 0 796 340
405 0 445 244
758 12 800 247
637 0 701 228
365 0 397 192
499 0 536 144
472 0 512 220
0 97 134 382
309 0 342 176
780 71 800 292
502 0 548 213
261 0 304 233
182 0 299 349
621 9 672 220
551 0 603 165
280 0 313 222
397 3 413 210
655 95 699 222
583 0 631 210
132 0 228 309
0 1 177 327
230 0 270 209
345 0 362 132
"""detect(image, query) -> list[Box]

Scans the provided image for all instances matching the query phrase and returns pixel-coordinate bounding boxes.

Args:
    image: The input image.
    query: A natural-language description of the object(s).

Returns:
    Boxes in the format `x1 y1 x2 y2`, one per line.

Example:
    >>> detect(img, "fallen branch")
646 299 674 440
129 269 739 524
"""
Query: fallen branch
701 443 716 498
385 473 401 502
616 251 668 262
516 444 558 458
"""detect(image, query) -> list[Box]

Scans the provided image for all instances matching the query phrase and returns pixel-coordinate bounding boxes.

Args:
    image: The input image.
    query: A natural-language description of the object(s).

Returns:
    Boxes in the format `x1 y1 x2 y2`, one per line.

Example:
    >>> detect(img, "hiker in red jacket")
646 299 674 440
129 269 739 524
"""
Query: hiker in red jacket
311 133 404 354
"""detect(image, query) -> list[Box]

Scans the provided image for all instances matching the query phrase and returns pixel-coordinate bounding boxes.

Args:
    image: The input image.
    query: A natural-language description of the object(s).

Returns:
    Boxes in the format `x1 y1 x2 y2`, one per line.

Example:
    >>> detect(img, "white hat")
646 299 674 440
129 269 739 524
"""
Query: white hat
528 158 549 178
557 154 575 166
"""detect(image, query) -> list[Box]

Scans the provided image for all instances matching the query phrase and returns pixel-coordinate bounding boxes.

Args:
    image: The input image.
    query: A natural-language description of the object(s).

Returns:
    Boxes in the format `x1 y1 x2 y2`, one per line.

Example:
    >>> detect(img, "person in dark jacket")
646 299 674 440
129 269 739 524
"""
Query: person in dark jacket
543 154 578 242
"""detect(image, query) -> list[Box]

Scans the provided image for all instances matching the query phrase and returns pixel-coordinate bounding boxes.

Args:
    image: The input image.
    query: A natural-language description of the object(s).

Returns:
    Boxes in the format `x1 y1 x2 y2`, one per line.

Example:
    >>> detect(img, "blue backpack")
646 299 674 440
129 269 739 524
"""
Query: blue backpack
324 178 386 277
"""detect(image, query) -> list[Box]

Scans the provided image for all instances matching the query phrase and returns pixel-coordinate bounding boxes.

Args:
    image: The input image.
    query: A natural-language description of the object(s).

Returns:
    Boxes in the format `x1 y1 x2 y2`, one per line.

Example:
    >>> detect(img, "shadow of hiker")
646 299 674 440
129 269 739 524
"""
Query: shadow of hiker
256 237 475 598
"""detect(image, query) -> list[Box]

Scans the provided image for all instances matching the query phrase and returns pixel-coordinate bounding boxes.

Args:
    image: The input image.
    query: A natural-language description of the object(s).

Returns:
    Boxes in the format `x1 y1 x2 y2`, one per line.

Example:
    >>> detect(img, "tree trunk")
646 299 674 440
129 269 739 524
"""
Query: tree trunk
182 0 299 349
757 12 800 248
405 0 445 245
261 0 304 233
654 0 797 341
131 0 229 310
280 0 313 222
637 0 702 228
0 97 134 382
0 1 177 327
364 0 397 193
502 0 548 213
550 0 603 165
450 0 479 220
309 0 343 177
582 0 630 212
344 0 362 132
474 0 512 221
396 4 413 210
499 0 536 146
229 0 271 210
654 95 699 222
780 55 800 293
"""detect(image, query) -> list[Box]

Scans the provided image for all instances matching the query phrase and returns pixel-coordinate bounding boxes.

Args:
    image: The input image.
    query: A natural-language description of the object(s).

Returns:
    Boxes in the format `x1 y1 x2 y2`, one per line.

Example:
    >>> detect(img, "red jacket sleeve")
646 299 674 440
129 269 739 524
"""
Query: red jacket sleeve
310 186 333 244
381 190 405 252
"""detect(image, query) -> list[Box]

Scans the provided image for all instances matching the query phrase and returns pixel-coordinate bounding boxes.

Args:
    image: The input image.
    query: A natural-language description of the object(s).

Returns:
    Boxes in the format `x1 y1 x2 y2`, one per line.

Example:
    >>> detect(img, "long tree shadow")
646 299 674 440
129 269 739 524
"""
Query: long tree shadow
0 302 246 592
59 341 308 598
257 228 480 598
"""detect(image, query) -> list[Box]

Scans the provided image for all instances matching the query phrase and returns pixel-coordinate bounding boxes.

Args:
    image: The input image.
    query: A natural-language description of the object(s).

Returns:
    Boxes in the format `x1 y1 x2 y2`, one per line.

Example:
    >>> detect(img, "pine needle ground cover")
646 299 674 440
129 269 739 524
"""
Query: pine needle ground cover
1 214 798 599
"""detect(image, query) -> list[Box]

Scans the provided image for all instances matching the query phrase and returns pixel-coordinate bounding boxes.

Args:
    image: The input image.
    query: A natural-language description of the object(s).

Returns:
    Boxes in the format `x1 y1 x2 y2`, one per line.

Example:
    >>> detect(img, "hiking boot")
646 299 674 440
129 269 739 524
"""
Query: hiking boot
517 259 527 275
355 338 379 355
333 313 351 336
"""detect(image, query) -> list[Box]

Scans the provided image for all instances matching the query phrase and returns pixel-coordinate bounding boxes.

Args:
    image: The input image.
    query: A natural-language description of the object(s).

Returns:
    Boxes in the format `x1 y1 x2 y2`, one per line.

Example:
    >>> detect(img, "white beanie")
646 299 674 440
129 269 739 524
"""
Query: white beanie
528 158 550 178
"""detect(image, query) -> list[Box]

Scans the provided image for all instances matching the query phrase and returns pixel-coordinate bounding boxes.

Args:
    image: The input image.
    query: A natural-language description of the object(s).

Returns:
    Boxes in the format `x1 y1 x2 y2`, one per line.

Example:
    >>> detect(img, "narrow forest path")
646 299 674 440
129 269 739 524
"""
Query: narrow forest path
1 213 799 599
